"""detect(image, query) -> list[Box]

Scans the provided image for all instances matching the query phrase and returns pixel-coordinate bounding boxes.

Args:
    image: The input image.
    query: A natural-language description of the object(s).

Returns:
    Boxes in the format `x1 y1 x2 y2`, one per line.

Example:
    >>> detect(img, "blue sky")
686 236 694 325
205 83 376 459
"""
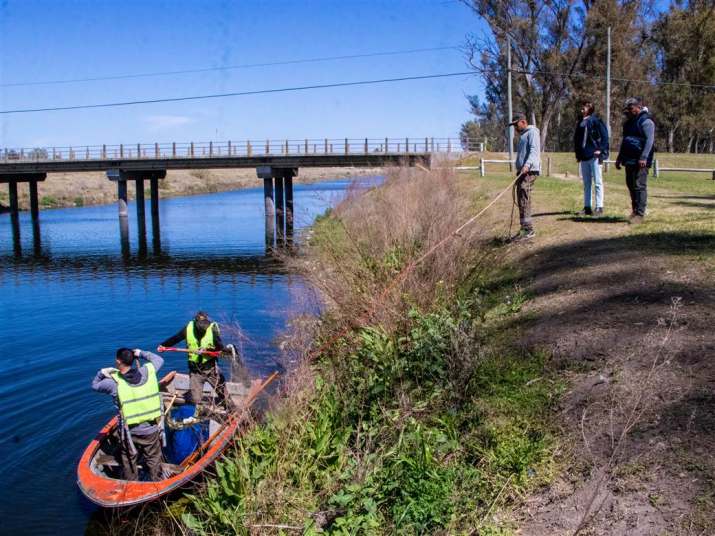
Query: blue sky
0 0 484 148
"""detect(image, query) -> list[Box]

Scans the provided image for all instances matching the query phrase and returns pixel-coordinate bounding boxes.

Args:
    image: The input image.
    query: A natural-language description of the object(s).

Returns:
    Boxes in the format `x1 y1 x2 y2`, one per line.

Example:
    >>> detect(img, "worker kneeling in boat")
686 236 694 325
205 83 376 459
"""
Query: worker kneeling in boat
159 311 239 416
92 348 164 481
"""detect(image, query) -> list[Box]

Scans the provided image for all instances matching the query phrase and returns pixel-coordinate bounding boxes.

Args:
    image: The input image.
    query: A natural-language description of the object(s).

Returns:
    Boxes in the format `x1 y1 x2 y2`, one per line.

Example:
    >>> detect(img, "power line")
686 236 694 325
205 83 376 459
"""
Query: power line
0 46 460 88
510 68 715 90
0 71 475 114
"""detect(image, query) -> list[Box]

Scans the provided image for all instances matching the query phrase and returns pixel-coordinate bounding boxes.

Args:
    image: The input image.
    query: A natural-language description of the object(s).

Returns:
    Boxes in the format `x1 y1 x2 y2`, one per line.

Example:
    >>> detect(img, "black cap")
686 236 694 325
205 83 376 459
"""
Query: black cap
507 113 527 127
195 311 209 321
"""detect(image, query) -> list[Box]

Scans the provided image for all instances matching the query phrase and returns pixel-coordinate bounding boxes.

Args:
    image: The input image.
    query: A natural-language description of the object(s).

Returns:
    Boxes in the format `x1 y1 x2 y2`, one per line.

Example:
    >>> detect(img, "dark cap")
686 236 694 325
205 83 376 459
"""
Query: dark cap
623 97 642 110
507 113 527 127
194 311 209 321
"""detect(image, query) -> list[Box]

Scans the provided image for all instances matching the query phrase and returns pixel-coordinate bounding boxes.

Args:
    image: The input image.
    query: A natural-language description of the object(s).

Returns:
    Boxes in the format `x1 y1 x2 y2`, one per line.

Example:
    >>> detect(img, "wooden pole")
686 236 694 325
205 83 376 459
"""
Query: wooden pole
480 159 485 177
547 157 552 177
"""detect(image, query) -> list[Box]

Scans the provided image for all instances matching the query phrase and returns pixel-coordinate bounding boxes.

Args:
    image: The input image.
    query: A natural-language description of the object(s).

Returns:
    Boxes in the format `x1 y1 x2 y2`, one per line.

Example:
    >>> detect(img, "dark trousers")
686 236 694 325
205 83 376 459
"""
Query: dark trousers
120 428 163 481
625 165 648 216
189 362 233 410
517 172 539 231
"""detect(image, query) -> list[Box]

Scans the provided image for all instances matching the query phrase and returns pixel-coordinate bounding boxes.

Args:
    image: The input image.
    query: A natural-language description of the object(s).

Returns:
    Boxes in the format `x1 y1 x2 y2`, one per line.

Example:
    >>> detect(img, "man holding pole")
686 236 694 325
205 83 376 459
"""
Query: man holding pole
509 113 541 241
158 311 237 416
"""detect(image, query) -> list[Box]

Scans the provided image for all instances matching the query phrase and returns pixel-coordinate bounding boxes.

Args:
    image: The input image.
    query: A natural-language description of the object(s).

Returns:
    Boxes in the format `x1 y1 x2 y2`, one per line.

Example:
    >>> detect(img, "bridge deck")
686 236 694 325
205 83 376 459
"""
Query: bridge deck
0 153 431 175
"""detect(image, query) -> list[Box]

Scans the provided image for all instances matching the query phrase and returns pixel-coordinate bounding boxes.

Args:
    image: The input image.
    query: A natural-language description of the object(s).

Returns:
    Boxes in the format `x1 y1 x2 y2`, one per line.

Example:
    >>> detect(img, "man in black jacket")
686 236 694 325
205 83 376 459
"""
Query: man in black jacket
615 97 655 223
574 100 609 216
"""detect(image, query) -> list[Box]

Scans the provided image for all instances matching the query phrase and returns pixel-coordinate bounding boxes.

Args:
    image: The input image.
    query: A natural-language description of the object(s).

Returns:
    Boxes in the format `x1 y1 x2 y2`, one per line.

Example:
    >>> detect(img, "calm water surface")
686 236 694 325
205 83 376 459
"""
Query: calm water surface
0 178 362 535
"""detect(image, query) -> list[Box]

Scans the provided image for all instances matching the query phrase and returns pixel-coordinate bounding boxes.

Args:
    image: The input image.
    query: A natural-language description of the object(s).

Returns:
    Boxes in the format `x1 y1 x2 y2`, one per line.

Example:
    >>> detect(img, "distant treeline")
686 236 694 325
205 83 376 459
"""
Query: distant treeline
459 0 715 154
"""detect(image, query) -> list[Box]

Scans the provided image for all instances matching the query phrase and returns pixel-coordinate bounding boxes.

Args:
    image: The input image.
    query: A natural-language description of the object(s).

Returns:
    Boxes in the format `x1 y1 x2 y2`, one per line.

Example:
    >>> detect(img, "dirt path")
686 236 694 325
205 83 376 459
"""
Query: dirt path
473 173 714 535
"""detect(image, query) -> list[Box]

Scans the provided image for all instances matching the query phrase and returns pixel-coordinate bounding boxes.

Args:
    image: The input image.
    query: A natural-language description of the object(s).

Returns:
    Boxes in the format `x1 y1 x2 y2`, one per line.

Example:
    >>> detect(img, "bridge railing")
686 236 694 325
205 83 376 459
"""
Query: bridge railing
0 137 487 163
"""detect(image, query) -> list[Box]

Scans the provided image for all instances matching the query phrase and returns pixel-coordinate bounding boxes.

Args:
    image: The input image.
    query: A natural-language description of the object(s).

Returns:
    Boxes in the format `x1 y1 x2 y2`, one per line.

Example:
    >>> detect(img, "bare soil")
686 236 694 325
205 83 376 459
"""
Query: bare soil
481 179 715 535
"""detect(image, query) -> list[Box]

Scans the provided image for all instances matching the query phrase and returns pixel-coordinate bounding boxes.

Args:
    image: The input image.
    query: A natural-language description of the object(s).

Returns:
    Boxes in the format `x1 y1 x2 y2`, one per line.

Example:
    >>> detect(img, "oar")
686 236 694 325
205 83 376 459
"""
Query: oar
157 346 221 358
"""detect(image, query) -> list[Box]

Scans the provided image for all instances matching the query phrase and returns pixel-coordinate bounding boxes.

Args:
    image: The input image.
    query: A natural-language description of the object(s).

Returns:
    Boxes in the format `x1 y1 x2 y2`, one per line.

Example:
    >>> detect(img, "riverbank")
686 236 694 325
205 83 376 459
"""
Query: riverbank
138 165 712 534
0 166 382 211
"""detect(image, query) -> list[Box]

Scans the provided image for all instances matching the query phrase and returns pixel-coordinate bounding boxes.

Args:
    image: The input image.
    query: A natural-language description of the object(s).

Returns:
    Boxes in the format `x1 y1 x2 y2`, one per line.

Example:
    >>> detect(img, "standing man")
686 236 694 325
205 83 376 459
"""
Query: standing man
158 311 235 415
574 100 609 216
615 97 655 223
92 348 164 481
509 113 541 241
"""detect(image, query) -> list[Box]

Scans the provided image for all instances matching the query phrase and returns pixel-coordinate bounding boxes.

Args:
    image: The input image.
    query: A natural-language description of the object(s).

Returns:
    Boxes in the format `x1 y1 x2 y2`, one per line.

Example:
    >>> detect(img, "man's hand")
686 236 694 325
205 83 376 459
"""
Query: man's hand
519 165 530 176
157 345 166 353
615 160 622 170
594 150 601 156
133 349 141 358
638 159 647 169
100 367 117 378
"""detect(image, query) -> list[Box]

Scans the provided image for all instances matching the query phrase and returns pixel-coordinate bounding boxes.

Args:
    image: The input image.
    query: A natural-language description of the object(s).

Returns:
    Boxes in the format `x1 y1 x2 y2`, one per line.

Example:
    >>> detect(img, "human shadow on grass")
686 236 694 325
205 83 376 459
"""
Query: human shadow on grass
652 194 715 201
559 215 629 223
532 211 572 218
672 200 714 210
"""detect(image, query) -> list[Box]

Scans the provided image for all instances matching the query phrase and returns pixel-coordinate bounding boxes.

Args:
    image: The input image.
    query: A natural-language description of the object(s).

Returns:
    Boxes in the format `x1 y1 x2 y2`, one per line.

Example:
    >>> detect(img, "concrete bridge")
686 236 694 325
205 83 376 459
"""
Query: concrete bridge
0 137 476 253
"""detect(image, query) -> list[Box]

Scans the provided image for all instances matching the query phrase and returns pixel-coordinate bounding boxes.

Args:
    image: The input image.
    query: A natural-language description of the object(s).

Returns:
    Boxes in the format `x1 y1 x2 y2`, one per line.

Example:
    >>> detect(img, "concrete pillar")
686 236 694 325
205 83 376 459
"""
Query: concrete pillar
263 177 275 249
29 180 39 222
285 175 294 242
275 176 285 243
119 215 130 259
136 178 147 256
117 179 128 218
11 211 21 256
8 180 19 216
150 177 161 253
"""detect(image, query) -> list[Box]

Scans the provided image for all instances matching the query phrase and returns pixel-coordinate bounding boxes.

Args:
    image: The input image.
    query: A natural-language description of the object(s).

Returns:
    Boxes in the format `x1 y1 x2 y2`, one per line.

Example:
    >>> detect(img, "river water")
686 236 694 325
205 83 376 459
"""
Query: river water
0 178 359 535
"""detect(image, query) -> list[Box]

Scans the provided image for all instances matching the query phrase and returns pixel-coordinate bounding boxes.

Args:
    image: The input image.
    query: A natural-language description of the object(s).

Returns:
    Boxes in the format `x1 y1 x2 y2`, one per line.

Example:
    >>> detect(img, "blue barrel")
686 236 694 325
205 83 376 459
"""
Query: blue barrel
165 405 209 464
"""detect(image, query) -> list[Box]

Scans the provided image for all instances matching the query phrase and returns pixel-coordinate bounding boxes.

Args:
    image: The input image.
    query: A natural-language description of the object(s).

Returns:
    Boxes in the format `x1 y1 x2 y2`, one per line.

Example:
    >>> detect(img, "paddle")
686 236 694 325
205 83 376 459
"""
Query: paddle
157 346 222 358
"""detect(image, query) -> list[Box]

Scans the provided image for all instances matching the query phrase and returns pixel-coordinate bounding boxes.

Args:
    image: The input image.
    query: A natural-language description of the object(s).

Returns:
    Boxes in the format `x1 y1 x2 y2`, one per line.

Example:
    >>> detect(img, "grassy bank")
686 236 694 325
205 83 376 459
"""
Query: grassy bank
166 168 566 535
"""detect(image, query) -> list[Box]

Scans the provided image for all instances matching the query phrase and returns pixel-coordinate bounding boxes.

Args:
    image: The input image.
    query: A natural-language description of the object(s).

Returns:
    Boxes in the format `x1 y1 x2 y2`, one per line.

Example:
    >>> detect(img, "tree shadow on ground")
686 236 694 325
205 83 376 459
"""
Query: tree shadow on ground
672 201 714 210
532 211 572 217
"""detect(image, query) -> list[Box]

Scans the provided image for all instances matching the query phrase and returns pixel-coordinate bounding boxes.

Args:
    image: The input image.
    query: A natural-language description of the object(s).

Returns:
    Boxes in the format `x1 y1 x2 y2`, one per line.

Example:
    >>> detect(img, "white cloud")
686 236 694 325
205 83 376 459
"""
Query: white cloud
143 115 194 131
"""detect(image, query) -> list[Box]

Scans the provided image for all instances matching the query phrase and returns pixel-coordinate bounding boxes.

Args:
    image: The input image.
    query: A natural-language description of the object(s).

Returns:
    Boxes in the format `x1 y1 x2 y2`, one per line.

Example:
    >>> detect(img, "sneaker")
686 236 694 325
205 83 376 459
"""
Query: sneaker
577 207 593 216
510 229 536 242
594 208 604 216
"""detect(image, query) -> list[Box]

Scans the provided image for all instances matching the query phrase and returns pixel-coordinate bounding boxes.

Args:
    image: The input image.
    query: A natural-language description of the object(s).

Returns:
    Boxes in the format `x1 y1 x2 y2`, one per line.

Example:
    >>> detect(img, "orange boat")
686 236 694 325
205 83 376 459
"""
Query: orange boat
77 370 278 507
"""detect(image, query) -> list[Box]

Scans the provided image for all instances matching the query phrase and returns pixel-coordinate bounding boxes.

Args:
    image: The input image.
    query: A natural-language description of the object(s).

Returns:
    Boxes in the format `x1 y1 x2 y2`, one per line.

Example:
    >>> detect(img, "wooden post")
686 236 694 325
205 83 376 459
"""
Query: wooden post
654 159 660 178
29 180 39 221
547 157 552 177
711 170 715 181
345 138 349 155
480 158 485 177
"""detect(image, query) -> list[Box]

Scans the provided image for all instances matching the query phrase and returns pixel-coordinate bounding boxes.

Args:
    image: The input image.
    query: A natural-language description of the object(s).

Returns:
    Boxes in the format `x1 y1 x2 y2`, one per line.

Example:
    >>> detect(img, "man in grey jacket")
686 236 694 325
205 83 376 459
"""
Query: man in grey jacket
509 113 541 240
92 348 165 480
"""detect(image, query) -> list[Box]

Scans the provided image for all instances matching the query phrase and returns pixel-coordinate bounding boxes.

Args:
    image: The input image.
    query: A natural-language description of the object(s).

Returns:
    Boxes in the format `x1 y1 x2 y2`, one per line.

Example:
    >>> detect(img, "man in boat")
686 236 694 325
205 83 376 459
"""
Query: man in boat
158 311 242 416
91 348 164 481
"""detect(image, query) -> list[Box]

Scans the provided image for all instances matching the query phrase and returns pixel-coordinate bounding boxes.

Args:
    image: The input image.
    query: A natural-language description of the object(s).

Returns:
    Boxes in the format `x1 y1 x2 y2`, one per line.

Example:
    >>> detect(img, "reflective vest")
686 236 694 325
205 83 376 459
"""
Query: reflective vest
186 320 218 365
111 362 162 426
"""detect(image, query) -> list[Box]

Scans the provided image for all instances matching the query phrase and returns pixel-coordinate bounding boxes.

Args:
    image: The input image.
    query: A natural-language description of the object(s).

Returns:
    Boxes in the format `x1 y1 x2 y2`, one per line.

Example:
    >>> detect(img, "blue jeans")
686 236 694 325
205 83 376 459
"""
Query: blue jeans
580 158 603 209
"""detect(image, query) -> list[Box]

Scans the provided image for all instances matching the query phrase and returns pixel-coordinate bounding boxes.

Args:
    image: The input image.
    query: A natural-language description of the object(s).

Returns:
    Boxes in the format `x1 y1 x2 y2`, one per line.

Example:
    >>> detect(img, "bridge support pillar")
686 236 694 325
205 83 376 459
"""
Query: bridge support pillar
108 169 166 256
150 177 161 254
257 166 297 251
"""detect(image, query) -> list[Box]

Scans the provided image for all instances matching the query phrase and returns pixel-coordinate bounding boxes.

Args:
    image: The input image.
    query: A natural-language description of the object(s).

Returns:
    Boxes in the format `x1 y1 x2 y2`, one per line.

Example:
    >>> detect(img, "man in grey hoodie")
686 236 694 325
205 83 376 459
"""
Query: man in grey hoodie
92 348 165 481
509 113 541 240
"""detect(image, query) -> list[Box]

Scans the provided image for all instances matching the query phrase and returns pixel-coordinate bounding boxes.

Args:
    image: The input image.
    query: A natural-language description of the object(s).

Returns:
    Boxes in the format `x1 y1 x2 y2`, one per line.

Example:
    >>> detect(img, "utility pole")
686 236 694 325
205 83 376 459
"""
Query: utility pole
507 35 514 170
606 26 612 138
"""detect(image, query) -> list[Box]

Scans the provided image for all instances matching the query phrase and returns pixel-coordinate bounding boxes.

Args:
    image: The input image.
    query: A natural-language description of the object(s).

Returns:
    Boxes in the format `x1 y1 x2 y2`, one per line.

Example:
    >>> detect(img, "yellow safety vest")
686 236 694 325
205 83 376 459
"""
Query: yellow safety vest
111 362 162 426
186 320 218 365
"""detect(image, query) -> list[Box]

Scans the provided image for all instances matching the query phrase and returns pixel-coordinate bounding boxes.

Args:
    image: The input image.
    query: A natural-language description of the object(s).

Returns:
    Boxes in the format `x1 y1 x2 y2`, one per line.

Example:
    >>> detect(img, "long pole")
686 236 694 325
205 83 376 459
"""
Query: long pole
606 26 612 138
507 35 514 171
